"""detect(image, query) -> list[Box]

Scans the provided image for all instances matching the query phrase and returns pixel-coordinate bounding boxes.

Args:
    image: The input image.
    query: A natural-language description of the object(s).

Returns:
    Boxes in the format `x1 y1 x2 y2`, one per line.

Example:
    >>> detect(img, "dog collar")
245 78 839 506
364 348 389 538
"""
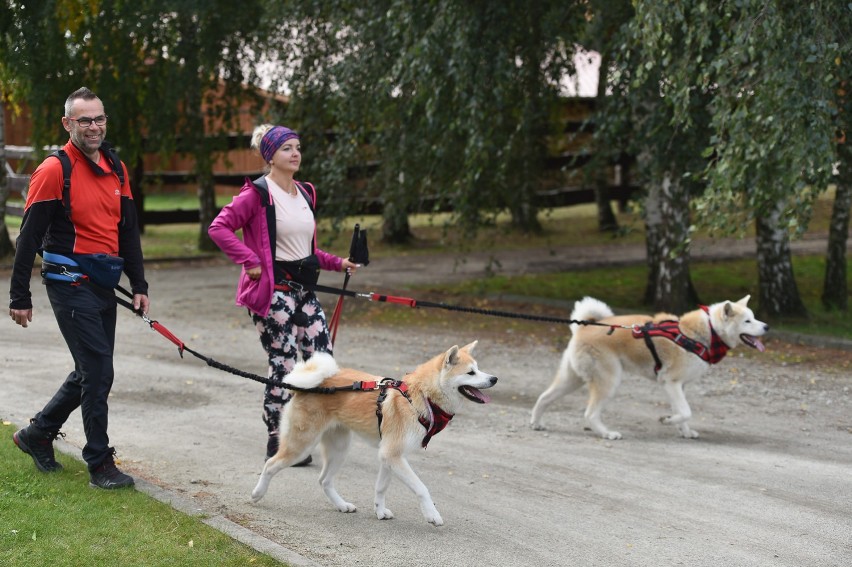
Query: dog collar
419 398 454 449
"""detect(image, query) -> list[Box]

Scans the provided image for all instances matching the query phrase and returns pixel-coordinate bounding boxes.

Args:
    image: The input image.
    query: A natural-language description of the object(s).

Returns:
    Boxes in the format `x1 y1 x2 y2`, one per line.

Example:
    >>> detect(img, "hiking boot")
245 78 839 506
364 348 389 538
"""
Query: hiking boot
89 449 134 489
266 435 312 466
12 420 64 473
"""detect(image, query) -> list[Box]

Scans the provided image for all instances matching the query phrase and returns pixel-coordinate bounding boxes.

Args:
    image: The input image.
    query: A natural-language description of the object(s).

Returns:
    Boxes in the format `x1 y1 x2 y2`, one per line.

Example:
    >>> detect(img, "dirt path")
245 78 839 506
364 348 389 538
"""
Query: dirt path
2 244 851 566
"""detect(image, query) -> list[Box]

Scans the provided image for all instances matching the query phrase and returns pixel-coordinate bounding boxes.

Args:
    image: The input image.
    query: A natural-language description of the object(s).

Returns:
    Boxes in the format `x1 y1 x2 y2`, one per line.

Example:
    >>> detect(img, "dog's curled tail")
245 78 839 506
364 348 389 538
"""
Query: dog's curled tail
285 352 340 389
570 296 614 334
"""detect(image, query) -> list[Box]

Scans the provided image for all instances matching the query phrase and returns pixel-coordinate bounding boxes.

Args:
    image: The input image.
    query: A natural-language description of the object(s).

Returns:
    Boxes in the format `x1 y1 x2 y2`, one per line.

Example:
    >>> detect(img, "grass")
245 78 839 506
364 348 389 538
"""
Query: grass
443 255 852 340
0 421 286 567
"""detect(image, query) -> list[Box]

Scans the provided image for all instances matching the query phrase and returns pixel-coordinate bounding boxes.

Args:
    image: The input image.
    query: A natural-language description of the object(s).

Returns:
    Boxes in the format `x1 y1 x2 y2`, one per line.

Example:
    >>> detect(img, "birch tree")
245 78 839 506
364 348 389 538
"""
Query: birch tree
629 0 844 318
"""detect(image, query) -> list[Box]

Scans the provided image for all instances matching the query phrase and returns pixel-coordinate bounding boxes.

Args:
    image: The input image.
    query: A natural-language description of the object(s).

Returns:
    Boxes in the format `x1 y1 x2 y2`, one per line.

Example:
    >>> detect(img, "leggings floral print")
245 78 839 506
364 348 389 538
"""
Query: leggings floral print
251 289 333 437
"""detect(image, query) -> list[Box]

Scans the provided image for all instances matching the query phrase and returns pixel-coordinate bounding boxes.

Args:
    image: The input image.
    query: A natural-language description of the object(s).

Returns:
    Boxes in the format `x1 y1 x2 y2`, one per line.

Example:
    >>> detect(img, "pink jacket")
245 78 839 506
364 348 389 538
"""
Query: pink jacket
208 177 344 317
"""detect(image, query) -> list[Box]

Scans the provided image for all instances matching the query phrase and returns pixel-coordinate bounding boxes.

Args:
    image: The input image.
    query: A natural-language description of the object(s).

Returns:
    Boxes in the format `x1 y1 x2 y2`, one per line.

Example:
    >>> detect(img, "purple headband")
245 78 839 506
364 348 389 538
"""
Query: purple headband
260 126 300 162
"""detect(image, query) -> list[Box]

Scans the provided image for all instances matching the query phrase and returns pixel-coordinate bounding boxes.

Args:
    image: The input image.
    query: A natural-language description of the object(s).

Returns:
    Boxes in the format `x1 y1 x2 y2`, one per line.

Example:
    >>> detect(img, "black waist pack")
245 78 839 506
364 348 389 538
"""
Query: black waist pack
274 255 320 287
73 254 125 289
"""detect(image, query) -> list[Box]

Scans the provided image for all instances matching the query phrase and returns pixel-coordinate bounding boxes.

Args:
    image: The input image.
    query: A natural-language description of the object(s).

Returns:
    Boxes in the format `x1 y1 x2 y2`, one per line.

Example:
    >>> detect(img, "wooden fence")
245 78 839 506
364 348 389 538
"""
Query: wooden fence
3 131 639 222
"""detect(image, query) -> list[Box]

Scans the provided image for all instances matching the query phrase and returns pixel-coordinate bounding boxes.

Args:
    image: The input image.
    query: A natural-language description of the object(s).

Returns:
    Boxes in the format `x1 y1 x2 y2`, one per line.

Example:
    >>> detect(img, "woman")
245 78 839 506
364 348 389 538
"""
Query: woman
209 124 359 464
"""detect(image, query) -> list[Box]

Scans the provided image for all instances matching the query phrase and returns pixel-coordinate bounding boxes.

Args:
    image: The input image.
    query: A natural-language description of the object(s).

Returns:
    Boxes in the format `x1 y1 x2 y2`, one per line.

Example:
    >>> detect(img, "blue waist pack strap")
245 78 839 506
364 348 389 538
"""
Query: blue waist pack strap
41 251 83 283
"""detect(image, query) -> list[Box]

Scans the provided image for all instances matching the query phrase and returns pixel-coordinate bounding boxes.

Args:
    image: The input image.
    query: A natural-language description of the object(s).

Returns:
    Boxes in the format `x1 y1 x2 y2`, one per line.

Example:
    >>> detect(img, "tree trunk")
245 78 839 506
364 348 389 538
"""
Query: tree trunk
822 149 850 310
197 155 218 252
381 199 412 244
649 171 696 313
755 199 809 318
509 189 542 234
643 174 662 307
0 102 13 258
381 171 412 244
132 158 145 234
593 50 618 232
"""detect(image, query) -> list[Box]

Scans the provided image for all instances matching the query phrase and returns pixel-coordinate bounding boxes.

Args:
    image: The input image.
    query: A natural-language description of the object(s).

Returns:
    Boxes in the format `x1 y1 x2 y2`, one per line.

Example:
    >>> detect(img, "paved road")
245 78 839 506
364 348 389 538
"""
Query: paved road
2 239 851 566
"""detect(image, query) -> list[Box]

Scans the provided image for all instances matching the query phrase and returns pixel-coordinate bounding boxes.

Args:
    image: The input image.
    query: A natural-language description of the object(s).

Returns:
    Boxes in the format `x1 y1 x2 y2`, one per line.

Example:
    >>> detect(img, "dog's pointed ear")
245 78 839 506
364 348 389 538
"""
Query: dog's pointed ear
444 345 460 368
737 295 751 307
724 301 734 317
461 340 478 354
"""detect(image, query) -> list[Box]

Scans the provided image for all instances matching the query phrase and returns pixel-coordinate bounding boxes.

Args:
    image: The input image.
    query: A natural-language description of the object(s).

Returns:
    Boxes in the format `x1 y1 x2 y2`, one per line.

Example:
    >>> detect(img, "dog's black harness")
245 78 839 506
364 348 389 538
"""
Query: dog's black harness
631 306 730 374
374 379 453 448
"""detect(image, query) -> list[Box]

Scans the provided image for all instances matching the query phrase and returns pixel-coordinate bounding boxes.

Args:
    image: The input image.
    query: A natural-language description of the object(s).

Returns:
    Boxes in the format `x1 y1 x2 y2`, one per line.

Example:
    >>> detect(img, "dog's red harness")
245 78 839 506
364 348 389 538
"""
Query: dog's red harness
631 305 730 373
373 379 453 448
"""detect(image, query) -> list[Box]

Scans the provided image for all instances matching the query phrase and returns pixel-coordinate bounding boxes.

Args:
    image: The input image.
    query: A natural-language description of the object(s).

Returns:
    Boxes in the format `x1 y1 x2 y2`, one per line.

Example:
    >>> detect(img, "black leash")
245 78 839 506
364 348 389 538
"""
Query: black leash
65 267 632 388
306 281 621 328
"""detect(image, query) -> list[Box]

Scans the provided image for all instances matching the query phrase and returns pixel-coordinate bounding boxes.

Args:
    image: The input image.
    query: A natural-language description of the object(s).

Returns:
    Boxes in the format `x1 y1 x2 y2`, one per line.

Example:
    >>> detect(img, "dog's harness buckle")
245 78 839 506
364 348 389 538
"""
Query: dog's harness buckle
686 336 707 357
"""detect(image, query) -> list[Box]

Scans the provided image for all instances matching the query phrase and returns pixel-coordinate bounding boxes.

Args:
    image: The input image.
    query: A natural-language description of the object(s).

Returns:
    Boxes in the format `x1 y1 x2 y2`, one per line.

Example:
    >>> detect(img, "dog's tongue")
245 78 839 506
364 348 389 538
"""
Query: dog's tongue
743 334 766 352
462 386 491 403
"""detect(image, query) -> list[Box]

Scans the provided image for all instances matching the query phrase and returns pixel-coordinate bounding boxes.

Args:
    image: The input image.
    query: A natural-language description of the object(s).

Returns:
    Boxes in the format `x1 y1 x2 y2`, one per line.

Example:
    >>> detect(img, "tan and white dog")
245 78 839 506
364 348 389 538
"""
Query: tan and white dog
251 341 497 526
530 296 768 440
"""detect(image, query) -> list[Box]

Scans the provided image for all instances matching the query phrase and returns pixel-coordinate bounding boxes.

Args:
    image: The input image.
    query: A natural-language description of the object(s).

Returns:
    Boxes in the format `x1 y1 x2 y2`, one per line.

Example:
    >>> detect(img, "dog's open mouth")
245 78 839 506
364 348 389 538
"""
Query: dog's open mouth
459 386 491 404
740 334 766 352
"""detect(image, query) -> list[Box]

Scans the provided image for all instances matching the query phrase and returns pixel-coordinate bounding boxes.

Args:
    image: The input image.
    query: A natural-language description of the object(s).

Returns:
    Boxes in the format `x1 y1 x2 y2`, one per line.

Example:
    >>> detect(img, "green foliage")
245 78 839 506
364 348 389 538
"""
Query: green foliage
629 0 848 237
275 0 584 239
0 1 268 164
0 423 284 566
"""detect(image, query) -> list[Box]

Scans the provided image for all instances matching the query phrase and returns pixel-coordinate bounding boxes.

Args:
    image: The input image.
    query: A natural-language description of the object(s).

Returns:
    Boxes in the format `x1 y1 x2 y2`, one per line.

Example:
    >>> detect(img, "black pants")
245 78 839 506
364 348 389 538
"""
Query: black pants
34 281 117 470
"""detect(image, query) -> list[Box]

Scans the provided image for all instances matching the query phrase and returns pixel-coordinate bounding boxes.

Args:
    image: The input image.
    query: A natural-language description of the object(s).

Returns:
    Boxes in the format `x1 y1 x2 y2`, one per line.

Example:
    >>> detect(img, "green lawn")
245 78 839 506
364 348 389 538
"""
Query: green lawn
0 422 286 567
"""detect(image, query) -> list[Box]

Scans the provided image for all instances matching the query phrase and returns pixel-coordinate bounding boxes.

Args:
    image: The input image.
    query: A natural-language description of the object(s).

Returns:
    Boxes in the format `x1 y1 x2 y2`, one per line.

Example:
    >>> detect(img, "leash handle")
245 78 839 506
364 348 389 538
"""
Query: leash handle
370 293 417 307
149 320 186 355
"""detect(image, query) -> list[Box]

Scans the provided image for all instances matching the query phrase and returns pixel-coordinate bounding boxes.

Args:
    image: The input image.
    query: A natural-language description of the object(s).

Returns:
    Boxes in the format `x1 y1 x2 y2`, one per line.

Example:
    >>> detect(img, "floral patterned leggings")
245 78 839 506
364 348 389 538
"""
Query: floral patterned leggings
251 289 333 438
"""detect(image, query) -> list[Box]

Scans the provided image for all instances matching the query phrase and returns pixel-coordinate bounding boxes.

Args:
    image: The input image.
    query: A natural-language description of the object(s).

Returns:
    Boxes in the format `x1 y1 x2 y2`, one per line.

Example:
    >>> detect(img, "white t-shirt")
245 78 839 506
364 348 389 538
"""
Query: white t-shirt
266 176 314 261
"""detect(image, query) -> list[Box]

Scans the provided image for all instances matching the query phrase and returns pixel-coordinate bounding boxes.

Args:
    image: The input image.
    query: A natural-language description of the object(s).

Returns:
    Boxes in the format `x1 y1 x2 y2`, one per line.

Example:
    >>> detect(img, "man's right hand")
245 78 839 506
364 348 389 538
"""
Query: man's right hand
9 308 33 328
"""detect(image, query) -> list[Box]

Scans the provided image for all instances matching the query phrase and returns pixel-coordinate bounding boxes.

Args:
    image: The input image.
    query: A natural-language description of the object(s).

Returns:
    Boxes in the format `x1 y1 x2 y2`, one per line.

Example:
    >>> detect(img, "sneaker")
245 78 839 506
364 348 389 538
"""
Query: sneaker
266 435 312 466
89 449 134 489
12 420 64 473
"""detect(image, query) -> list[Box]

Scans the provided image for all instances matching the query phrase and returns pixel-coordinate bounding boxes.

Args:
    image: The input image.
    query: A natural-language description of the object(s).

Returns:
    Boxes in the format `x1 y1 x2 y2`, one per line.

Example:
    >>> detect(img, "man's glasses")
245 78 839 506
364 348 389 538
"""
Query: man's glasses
68 115 108 128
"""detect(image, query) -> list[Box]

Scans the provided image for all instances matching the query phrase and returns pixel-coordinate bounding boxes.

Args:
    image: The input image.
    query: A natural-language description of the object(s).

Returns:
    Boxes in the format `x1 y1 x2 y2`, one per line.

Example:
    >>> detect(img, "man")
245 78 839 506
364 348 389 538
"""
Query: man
8 87 149 489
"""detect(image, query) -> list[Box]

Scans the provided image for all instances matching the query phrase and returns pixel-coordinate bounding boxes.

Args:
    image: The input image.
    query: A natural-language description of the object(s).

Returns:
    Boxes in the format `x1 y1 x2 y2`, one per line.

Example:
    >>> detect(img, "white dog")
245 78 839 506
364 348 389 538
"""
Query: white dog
531 296 768 439
251 342 497 526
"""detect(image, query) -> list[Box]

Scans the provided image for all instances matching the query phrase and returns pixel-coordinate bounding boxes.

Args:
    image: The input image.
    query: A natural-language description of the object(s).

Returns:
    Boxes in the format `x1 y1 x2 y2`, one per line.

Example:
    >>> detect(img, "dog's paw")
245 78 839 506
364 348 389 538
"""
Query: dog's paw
250 484 267 503
375 507 394 520
426 512 444 527
530 422 546 431
679 428 700 439
602 431 622 440
336 502 357 513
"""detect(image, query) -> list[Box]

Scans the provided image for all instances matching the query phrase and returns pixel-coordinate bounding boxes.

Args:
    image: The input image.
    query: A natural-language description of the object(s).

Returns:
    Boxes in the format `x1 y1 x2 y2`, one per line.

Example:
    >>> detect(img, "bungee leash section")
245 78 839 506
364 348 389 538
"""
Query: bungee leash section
111 278 634 387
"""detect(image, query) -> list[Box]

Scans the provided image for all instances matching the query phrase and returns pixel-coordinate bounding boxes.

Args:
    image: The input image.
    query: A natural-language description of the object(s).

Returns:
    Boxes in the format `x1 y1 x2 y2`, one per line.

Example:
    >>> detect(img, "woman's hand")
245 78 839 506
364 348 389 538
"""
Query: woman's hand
341 259 360 275
246 266 262 280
